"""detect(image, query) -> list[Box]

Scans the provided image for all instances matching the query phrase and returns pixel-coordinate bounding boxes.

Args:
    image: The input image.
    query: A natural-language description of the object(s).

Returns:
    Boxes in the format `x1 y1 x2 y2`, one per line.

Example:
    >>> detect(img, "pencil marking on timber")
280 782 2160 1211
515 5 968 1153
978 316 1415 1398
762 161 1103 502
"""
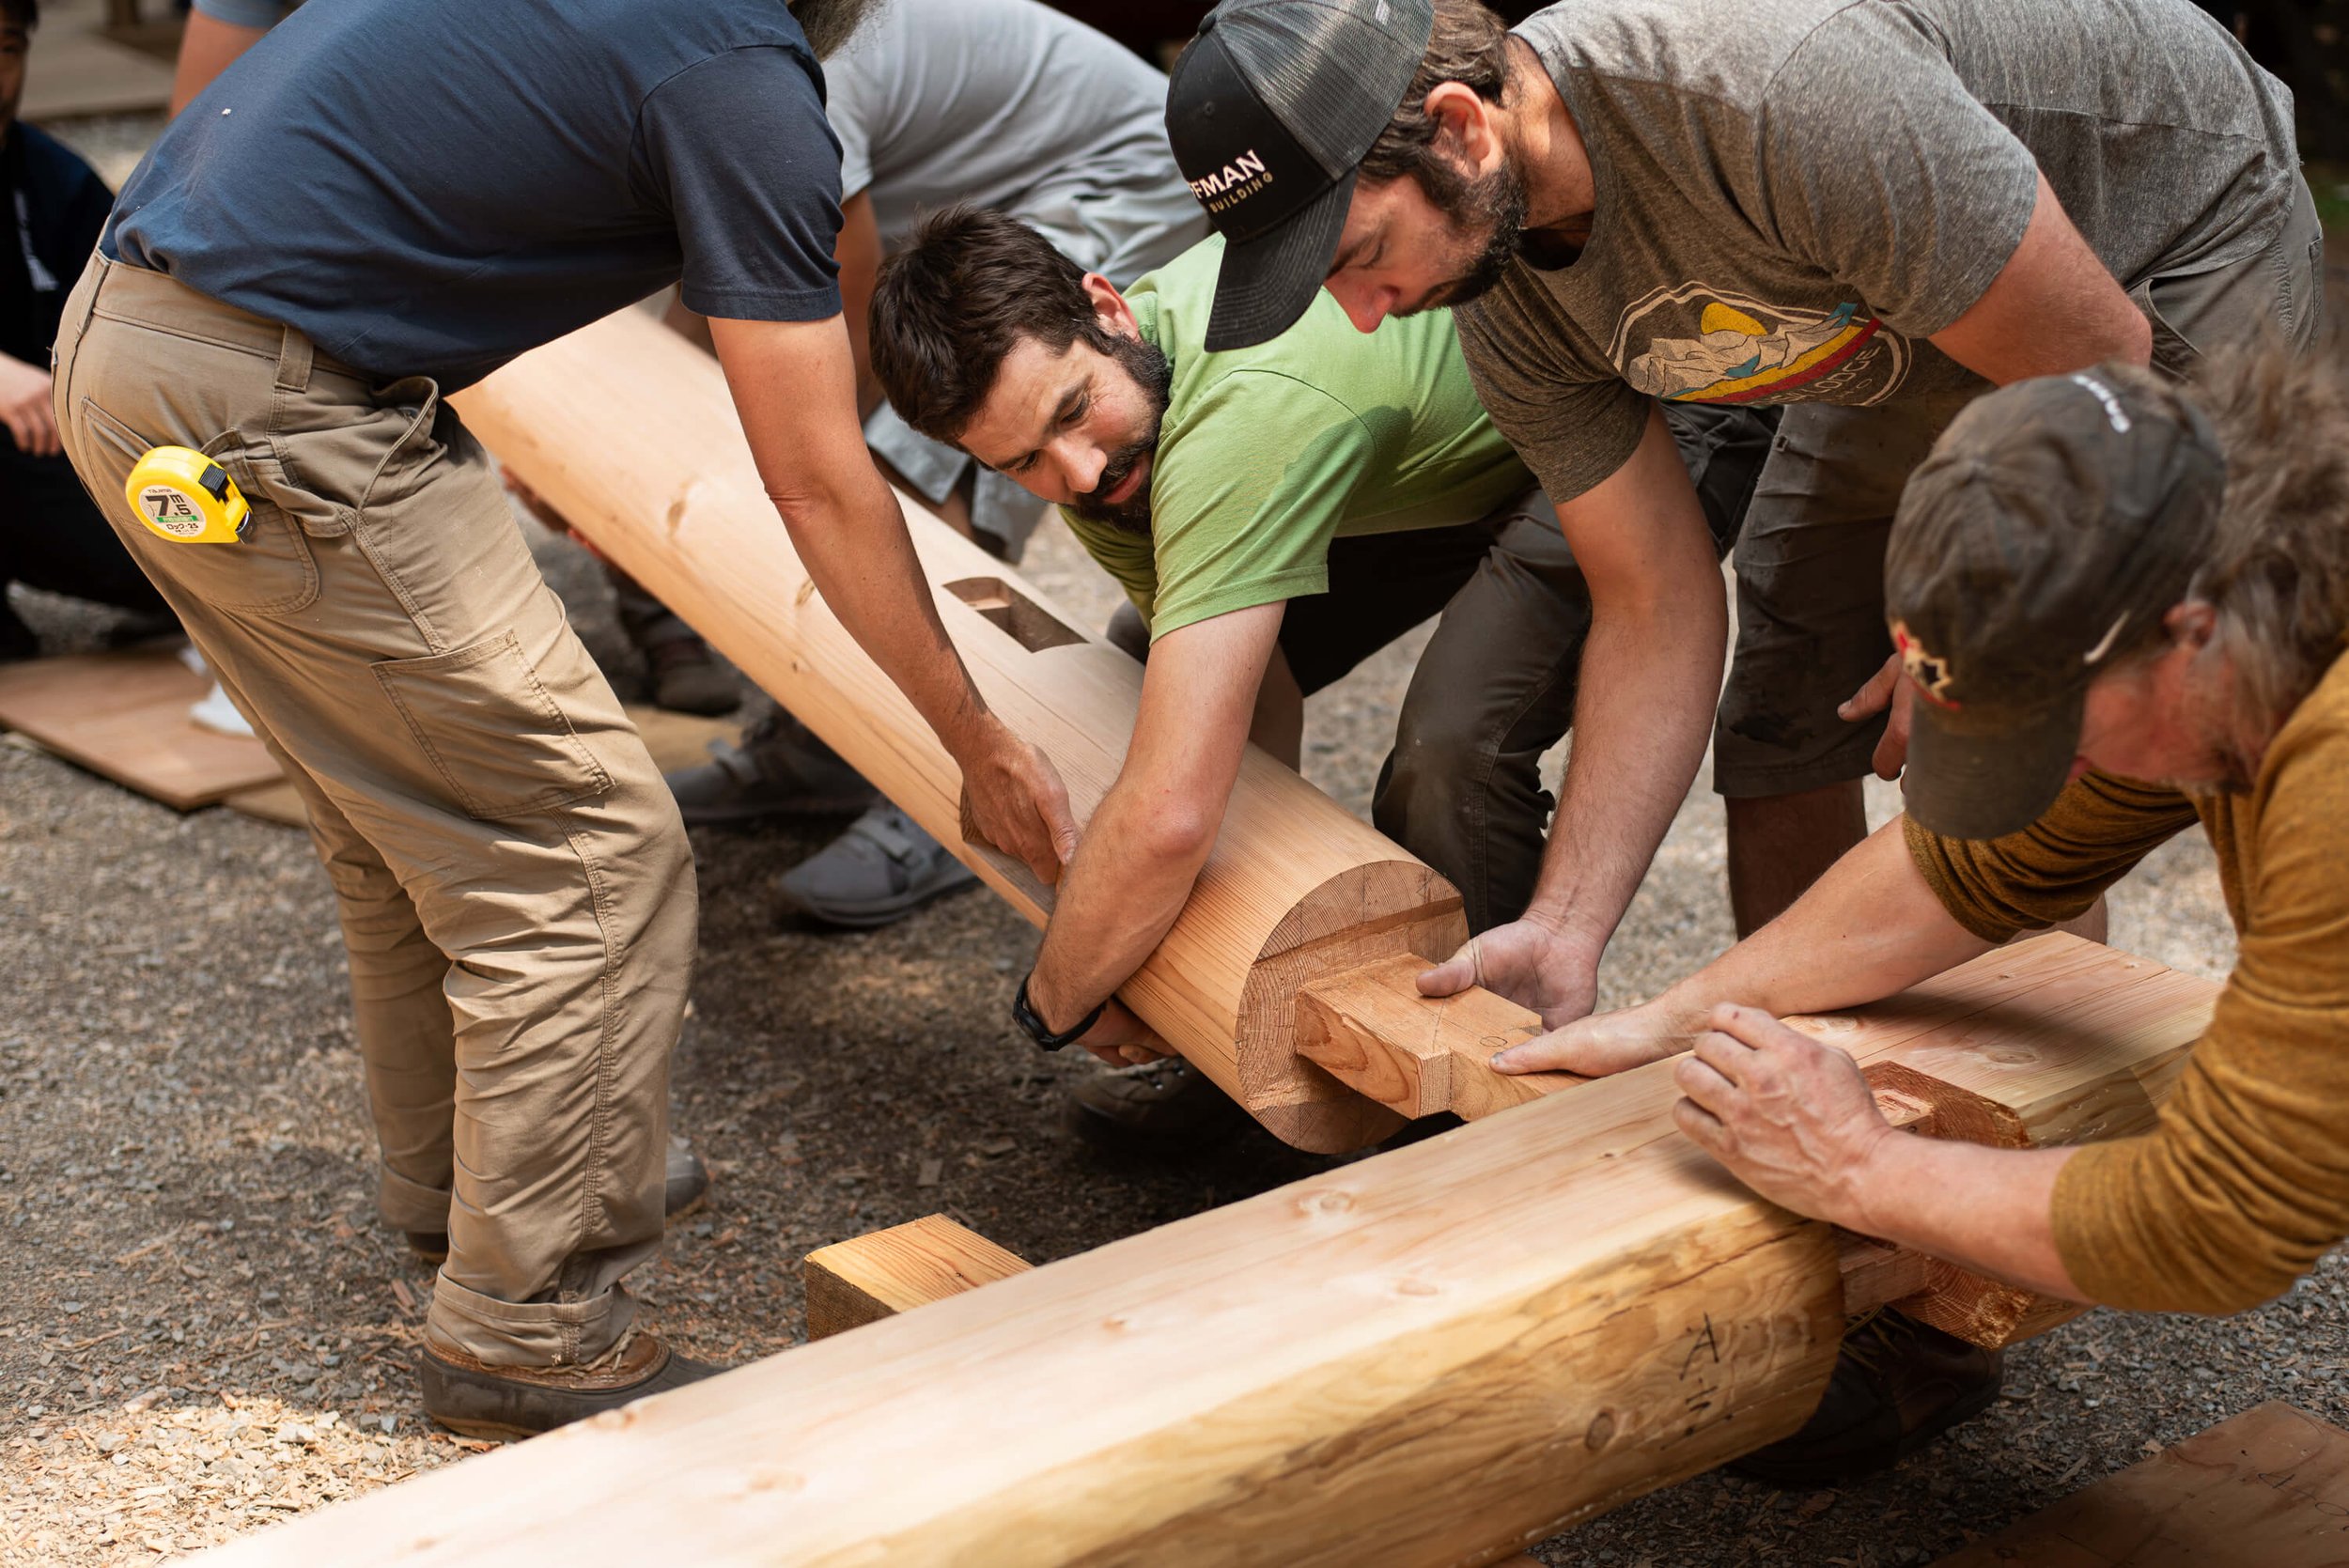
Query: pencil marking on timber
1680 1314 1722 1379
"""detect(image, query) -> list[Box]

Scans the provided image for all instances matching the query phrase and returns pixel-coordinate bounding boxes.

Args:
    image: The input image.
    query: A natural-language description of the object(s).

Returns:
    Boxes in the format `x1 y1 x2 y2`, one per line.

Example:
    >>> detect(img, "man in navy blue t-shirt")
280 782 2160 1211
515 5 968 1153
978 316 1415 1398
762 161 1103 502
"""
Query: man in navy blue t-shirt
53 0 1075 1438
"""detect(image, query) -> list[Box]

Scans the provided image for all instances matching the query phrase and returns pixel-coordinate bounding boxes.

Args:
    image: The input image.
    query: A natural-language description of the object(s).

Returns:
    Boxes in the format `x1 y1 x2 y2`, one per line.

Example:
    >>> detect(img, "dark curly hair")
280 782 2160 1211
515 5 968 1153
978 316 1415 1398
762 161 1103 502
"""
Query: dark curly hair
868 205 1123 446
1356 0 1513 194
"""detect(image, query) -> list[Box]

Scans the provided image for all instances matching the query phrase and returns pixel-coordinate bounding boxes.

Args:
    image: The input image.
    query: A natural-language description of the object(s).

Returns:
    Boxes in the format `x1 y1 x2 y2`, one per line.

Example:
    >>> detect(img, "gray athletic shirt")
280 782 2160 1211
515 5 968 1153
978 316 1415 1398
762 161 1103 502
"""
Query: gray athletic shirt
1458 0 2299 505
823 0 1206 280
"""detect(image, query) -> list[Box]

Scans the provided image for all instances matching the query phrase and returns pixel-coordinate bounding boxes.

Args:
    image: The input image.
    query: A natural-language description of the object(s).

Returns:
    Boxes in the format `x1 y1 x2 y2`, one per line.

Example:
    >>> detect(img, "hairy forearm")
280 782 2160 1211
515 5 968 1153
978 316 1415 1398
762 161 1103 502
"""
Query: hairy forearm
1024 779 1216 1030
1525 576 1722 955
770 465 989 748
713 316 990 751
1025 609 1276 1031
169 11 268 116
1667 819 1993 1018
1849 1136 2085 1301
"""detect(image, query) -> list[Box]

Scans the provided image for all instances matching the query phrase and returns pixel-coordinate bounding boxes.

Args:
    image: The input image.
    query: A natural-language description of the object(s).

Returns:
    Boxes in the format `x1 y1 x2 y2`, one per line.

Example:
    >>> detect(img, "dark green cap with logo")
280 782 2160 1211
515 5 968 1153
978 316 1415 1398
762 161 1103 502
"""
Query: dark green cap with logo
1886 363 2226 842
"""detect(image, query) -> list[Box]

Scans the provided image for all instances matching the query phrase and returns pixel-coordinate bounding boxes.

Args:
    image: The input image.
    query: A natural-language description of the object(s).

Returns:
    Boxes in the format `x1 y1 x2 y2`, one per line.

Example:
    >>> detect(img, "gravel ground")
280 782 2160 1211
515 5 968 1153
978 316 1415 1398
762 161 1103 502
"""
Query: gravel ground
5 111 2339 1568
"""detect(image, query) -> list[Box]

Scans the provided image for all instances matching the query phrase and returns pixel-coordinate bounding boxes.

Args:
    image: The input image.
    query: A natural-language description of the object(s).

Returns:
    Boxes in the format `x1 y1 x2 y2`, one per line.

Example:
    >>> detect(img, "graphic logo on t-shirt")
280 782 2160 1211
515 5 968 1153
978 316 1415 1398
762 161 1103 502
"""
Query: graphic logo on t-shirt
1610 286 1910 406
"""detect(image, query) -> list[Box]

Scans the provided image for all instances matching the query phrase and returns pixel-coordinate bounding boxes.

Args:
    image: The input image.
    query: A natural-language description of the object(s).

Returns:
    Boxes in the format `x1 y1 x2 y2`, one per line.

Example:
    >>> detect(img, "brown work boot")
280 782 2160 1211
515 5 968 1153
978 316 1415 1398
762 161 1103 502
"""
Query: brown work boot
1730 1309 2003 1486
419 1329 723 1440
645 632 739 716
1061 1058 1255 1156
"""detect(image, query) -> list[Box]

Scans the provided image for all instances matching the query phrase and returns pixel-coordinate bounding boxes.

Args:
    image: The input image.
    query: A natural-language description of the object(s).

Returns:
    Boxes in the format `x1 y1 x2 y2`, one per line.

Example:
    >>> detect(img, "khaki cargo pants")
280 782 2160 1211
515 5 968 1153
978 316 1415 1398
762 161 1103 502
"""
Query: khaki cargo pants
54 256 694 1369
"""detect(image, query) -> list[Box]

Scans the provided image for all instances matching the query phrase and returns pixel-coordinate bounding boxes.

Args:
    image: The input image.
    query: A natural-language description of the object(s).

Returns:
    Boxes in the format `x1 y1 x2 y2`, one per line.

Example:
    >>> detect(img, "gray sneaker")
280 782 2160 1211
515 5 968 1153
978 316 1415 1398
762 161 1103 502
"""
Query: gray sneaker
776 802 979 929
664 709 875 826
1061 1058 1254 1155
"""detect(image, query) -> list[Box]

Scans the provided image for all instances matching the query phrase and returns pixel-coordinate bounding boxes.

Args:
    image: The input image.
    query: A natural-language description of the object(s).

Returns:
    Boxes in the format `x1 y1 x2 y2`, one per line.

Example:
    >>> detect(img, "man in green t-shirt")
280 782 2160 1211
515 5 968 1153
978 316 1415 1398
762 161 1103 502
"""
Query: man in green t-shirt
868 208 1771 1140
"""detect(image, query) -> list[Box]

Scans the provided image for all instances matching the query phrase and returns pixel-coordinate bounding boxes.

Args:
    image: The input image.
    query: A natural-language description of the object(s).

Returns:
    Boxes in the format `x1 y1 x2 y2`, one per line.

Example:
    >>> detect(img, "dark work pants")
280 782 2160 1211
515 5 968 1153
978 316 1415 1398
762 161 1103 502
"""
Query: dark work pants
0 438 173 658
1370 404 1773 931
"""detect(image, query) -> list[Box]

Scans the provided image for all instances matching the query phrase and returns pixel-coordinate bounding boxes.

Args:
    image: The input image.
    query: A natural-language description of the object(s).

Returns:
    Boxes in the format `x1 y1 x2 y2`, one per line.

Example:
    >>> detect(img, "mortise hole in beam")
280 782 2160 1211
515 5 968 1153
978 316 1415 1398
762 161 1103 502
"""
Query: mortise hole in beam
945 577 1086 653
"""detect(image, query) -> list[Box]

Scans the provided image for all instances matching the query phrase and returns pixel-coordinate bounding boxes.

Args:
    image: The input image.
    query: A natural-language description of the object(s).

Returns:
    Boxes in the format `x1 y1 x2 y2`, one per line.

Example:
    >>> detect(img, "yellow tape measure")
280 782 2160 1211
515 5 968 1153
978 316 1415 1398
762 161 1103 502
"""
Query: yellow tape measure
125 445 250 545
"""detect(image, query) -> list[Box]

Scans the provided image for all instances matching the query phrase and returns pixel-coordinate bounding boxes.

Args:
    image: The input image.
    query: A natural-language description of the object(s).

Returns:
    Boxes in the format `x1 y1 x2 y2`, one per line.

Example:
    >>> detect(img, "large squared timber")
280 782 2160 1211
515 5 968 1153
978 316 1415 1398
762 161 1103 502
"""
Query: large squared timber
194 936 2214 1568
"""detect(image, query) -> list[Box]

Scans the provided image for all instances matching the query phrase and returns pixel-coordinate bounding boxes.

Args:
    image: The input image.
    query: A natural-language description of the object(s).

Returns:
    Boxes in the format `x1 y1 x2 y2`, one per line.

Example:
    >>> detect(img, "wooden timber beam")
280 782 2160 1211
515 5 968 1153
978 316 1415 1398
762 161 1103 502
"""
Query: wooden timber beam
1296 944 2213 1348
193 936 2215 1568
802 1216 1032 1341
451 309 1465 1154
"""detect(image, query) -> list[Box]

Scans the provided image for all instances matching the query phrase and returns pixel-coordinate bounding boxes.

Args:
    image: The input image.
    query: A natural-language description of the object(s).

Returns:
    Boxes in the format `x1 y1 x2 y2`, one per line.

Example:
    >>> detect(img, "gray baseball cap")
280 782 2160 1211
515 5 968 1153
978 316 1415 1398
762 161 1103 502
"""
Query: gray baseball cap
1165 0 1436 351
1886 364 2226 841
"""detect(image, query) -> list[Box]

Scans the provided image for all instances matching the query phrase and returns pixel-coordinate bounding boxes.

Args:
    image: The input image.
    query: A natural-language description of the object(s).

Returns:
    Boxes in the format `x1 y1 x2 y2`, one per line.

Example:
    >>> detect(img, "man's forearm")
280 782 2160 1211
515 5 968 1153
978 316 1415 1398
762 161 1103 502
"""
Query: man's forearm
1523 584 1722 955
1023 782 1215 1030
770 465 991 748
1850 1137 2085 1300
713 312 990 750
1662 818 1994 1019
1023 606 1279 1032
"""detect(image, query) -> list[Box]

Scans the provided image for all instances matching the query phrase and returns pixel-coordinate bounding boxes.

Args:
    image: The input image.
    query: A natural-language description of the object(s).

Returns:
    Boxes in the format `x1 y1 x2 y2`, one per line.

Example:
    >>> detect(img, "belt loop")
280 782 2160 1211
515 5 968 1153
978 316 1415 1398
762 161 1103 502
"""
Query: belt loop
275 324 313 393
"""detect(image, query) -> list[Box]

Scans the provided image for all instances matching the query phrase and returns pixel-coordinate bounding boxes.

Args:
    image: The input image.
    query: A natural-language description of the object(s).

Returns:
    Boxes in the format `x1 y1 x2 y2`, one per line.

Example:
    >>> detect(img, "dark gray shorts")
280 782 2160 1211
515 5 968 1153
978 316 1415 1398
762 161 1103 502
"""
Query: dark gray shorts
1711 175 2327 799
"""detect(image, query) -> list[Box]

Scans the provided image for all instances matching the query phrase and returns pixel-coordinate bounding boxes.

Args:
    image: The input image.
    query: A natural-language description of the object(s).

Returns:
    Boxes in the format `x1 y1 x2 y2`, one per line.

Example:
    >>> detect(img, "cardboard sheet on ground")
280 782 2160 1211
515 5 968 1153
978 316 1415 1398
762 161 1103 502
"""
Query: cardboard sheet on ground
0 642 279 810
224 704 739 828
1935 1402 2349 1566
21 0 176 122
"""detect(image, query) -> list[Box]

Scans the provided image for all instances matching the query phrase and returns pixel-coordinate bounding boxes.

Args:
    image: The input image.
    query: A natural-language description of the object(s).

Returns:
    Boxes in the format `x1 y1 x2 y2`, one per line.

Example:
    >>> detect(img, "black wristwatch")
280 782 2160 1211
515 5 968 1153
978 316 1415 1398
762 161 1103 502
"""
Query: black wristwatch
1013 970 1104 1052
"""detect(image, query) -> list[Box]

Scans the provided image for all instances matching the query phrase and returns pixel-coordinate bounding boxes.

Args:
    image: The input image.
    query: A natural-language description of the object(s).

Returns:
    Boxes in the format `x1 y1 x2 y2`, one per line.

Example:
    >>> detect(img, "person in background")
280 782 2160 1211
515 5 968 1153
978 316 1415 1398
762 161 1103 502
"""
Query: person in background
0 0 174 660
657 0 1209 930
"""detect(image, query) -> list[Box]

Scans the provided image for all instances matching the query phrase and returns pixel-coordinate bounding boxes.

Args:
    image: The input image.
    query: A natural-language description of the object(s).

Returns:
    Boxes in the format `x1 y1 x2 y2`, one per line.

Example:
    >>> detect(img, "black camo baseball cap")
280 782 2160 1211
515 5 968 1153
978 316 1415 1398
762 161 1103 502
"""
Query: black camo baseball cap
1166 0 1436 351
1887 364 2226 842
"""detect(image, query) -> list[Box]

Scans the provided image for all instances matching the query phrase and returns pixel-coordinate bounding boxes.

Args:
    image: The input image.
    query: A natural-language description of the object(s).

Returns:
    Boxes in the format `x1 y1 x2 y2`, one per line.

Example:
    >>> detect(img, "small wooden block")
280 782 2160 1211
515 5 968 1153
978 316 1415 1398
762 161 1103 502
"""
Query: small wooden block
802 1215 1031 1342
1934 1403 2349 1566
620 704 741 776
0 643 279 810
225 781 309 828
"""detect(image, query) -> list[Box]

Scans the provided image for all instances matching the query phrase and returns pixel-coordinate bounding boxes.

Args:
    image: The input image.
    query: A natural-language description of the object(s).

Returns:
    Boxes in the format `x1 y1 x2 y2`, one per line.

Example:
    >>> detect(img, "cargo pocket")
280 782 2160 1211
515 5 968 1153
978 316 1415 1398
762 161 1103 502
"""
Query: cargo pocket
373 629 614 820
2129 276 2203 382
79 396 319 615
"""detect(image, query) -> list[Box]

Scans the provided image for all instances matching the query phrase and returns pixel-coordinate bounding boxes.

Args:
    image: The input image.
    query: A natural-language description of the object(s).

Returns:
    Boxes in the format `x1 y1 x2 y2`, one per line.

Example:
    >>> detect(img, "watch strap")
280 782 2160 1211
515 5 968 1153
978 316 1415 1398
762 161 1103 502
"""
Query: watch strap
1014 971 1105 1051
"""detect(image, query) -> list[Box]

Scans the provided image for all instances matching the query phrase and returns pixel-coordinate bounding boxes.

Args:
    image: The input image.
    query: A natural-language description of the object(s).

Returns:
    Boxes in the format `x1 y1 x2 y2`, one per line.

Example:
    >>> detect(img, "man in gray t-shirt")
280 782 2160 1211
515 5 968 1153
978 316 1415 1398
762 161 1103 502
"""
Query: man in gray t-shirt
1160 0 2318 1486
1164 0 2315 992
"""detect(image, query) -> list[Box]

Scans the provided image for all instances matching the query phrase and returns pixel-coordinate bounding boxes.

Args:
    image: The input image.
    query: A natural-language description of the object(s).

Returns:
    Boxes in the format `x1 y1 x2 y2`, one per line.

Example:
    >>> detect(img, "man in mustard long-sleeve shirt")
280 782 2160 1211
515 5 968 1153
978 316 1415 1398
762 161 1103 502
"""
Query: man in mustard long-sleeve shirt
1517 349 2349 1468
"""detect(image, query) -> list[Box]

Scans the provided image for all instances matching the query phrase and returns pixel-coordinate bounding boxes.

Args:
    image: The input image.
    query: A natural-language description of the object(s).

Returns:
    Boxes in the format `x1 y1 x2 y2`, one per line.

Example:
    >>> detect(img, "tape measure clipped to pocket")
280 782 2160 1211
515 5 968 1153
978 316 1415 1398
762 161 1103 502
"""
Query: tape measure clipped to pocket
125 445 250 545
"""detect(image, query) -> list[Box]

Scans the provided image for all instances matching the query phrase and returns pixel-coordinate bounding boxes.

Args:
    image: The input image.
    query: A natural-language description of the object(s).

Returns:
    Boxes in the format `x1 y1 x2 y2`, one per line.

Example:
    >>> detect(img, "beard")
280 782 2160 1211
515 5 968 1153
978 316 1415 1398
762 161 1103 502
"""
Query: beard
1399 152 1531 317
1066 333 1174 536
789 0 886 59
